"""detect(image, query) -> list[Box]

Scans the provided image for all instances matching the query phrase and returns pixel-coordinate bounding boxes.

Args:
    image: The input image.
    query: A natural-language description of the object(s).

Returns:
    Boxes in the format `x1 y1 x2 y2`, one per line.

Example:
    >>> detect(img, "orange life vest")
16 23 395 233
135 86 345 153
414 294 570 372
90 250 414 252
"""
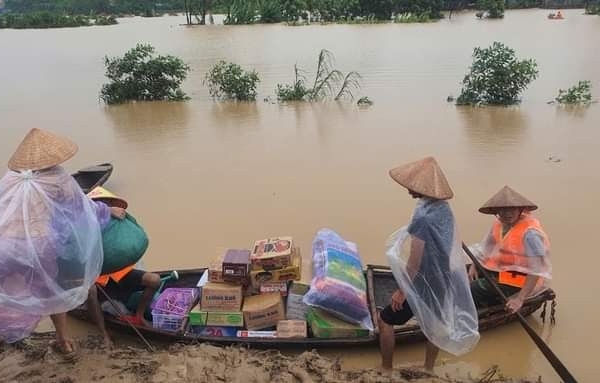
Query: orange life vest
96 265 134 286
483 215 550 288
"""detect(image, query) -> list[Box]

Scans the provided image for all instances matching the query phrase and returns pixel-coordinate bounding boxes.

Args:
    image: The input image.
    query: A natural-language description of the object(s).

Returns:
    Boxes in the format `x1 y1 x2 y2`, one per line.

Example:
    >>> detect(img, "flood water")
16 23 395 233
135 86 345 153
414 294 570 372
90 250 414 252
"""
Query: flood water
1 9 599 381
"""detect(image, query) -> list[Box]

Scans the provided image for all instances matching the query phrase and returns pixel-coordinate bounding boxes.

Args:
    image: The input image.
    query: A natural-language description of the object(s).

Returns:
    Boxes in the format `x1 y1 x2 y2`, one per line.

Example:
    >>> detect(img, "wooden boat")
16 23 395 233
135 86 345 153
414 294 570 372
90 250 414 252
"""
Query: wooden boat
69 264 556 348
548 13 564 19
72 163 113 193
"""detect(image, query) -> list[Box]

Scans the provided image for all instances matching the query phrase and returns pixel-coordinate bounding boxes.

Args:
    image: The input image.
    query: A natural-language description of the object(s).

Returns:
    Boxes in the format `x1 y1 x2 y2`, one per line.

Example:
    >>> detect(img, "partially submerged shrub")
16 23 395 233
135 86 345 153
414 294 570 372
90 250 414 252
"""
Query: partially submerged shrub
457 42 538 106
555 81 593 105
276 65 311 101
100 44 189 104
205 61 260 101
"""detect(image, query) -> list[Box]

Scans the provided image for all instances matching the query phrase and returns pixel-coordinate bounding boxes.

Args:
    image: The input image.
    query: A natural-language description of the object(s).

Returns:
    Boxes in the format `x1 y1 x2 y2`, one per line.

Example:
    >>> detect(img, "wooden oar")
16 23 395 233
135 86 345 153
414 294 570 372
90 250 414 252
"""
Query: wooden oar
96 284 155 352
462 242 577 383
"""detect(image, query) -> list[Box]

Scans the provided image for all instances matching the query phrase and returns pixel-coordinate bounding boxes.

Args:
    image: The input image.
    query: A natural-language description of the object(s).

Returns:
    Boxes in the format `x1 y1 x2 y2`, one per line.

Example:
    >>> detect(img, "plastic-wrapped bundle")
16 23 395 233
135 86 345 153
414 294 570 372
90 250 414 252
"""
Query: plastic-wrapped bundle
0 167 104 342
303 229 373 331
386 224 479 355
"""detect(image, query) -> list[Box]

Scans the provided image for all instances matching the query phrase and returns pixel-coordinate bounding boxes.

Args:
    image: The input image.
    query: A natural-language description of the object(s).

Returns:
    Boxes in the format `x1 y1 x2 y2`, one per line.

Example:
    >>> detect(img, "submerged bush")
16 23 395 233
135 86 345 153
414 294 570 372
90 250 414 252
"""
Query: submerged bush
457 42 538 106
100 44 190 104
276 65 311 101
205 61 260 101
477 0 505 18
555 81 593 105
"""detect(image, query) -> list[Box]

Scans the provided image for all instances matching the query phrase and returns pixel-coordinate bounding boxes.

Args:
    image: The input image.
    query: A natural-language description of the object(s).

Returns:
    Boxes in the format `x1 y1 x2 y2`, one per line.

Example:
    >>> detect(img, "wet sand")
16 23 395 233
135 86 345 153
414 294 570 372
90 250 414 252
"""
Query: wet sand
0 333 540 383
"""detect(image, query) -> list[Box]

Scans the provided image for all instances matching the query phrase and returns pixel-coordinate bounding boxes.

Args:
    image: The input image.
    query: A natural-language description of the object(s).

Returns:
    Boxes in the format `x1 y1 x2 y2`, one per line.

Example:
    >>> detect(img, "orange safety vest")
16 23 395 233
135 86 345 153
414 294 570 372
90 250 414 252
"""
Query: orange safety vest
484 215 550 288
96 265 134 287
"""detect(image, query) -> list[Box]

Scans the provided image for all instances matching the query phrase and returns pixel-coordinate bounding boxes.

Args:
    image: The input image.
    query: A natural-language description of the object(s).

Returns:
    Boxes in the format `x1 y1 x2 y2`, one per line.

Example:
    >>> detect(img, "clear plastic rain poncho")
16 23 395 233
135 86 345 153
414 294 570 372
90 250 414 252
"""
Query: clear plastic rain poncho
0 166 104 343
469 214 552 280
386 199 479 355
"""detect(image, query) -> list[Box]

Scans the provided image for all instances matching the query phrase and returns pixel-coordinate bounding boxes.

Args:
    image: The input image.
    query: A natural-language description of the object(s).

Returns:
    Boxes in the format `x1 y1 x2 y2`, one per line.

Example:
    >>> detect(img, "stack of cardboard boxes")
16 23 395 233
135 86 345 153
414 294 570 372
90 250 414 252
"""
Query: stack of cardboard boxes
187 237 306 338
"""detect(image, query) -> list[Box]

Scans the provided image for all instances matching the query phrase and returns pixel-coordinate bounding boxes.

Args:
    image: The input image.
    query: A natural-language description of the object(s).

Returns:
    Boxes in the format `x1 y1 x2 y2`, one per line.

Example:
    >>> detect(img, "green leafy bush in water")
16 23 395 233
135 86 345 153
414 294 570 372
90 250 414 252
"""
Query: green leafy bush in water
555 81 593 105
456 42 538 106
100 44 190 104
276 65 311 101
205 61 260 101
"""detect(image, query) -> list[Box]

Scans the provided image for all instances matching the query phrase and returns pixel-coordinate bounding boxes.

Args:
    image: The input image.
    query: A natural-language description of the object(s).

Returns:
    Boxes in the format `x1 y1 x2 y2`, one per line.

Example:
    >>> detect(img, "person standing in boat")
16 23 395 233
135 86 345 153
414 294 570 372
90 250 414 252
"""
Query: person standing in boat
0 128 123 355
380 157 479 371
468 186 552 313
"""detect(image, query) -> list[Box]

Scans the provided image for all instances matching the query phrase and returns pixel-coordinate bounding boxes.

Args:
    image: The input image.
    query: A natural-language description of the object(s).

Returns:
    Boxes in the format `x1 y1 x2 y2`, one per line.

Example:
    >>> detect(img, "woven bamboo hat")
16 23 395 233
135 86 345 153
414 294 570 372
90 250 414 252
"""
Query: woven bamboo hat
88 186 128 209
8 128 78 171
479 185 537 214
389 156 454 200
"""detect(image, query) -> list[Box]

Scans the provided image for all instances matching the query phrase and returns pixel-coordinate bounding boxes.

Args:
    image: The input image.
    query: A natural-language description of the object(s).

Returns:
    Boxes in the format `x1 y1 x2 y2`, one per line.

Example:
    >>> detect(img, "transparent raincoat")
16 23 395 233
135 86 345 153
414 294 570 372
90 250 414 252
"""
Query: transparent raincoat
386 199 479 355
469 214 552 280
0 166 104 342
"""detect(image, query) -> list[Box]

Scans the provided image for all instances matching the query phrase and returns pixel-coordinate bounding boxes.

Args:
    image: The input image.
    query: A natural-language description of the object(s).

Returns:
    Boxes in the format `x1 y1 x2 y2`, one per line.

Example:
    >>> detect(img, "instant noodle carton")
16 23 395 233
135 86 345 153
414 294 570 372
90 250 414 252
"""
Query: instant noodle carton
250 237 293 270
187 326 238 337
242 292 285 330
200 282 243 311
259 281 288 296
306 308 370 338
277 320 307 338
236 330 277 338
249 250 302 288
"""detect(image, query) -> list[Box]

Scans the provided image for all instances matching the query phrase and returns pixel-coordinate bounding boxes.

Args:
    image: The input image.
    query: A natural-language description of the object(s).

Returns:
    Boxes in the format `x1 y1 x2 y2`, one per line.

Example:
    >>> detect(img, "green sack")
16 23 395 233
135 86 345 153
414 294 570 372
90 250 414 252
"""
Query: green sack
101 213 149 274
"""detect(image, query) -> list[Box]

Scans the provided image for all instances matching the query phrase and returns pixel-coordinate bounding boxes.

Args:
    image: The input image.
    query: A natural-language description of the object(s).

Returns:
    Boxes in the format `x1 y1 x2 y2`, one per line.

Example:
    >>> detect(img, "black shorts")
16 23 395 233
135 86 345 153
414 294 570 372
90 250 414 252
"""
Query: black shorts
380 301 414 326
101 269 145 302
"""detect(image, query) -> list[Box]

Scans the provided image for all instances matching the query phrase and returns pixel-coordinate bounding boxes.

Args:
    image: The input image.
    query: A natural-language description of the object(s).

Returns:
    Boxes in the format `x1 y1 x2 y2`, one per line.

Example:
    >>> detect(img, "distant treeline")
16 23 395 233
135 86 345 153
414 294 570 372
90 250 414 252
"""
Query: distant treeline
0 0 594 22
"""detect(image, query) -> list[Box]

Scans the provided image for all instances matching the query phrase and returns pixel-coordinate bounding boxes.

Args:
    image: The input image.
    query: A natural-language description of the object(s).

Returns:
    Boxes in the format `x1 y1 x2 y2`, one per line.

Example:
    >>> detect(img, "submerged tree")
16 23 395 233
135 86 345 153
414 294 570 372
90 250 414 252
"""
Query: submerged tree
555 81 593 105
456 42 538 106
100 44 190 104
204 61 260 101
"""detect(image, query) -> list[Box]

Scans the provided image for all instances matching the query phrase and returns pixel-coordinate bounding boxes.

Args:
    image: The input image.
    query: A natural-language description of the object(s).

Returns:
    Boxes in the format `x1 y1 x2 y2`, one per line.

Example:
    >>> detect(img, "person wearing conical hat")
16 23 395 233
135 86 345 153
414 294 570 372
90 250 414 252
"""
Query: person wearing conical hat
468 186 551 313
85 186 160 348
0 128 126 354
381 157 479 371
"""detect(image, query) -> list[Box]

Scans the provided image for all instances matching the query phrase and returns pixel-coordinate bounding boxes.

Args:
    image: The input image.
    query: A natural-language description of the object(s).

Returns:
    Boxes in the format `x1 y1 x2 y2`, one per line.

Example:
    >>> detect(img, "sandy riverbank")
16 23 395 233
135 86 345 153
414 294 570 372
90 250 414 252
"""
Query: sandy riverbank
0 333 541 383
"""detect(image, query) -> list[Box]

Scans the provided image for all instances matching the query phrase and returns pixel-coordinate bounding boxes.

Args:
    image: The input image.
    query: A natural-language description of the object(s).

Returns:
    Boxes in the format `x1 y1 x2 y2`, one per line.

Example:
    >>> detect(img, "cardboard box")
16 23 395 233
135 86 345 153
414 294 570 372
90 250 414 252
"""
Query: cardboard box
187 326 238 337
242 293 285 330
200 282 243 311
236 330 277 338
251 237 293 270
222 249 251 284
189 305 244 327
277 320 307 338
250 251 302 288
208 253 225 283
306 308 370 338
285 282 310 321
259 281 288 296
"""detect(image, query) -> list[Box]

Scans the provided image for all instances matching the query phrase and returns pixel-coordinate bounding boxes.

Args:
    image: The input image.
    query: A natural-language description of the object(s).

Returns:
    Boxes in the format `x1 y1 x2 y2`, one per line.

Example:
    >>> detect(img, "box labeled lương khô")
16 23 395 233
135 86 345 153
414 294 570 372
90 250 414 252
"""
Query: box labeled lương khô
242 292 285 330
277 320 307 338
200 282 243 311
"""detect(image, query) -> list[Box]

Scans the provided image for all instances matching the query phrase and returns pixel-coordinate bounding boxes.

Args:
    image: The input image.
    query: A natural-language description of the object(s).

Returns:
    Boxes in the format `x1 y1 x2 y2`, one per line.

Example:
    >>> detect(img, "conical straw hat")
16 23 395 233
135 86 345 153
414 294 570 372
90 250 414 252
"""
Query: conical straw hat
88 186 128 209
389 156 454 200
479 185 537 214
8 128 78 171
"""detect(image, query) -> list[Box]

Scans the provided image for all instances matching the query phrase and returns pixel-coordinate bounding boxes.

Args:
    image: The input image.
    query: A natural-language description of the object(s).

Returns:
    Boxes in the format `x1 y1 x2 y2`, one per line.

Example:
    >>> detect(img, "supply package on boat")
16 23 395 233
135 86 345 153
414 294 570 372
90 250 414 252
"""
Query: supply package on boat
251 237 294 270
200 282 243 311
307 307 370 338
222 249 251 284
100 213 149 274
277 320 307 338
242 292 285 330
249 250 302 288
286 282 310 321
303 229 374 331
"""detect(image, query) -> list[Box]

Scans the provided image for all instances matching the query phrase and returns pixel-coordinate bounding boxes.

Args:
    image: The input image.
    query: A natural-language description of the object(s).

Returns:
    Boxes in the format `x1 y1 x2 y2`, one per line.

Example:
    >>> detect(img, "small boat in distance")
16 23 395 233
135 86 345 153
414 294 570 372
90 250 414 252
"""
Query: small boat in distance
72 163 113 193
548 11 564 20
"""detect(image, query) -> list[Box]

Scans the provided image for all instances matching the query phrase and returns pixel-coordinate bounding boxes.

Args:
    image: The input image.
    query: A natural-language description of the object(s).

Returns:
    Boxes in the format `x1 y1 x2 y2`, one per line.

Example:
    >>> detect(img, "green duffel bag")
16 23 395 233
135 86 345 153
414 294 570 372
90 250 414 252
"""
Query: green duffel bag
101 213 149 274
